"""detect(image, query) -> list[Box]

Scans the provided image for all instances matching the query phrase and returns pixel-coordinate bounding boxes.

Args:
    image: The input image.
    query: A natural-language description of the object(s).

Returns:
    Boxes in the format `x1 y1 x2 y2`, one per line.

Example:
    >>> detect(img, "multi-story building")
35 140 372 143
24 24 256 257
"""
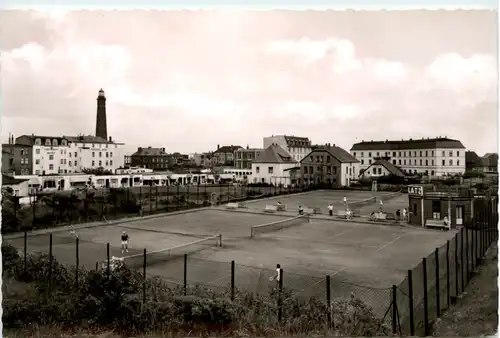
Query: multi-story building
251 144 299 187
2 135 32 175
213 145 242 165
191 152 214 168
299 143 359 187
263 135 312 162
130 147 169 171
234 147 264 170
481 153 498 173
350 137 466 177
124 155 132 167
15 134 125 175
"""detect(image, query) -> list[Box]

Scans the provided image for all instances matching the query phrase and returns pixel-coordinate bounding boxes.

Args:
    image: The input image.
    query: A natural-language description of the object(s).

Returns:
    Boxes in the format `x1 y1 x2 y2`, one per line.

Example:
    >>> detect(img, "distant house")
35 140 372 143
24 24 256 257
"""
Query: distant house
361 159 405 179
2 174 30 197
213 145 242 165
251 144 299 187
466 151 498 173
234 146 265 170
482 153 498 173
130 146 169 170
300 143 359 187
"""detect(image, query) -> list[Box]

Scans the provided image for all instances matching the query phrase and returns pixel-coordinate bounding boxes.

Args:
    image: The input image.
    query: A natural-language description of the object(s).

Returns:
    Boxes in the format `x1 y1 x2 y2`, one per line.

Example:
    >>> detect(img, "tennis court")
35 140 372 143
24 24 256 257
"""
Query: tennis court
245 190 399 213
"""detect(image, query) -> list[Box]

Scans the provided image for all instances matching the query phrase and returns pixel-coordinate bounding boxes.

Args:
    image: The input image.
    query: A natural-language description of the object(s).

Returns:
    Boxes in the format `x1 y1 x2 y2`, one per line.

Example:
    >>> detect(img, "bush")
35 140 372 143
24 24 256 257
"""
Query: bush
2 244 389 336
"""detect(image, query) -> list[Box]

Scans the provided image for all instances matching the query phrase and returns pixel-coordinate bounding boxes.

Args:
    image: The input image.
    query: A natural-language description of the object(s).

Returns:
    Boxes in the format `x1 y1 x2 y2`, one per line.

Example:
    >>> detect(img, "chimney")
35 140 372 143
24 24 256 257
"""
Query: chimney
246 145 249 150
217 144 220 150
96 88 108 140
109 136 112 142
161 148 165 152
138 147 142 151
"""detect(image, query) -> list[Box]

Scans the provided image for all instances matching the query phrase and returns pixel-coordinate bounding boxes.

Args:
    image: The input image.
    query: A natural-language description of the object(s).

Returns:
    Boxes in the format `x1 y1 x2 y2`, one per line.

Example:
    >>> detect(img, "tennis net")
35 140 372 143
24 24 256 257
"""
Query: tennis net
108 234 222 270
251 215 310 237
349 197 376 207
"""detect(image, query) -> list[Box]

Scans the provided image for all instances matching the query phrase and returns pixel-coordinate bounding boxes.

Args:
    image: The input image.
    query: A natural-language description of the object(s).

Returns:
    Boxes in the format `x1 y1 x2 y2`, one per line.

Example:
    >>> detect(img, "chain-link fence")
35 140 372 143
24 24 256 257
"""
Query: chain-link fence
396 200 498 336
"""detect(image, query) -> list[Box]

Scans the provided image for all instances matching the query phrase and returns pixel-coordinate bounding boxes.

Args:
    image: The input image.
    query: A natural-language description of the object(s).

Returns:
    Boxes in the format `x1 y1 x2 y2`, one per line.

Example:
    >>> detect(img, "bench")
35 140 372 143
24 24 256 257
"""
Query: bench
313 207 322 214
302 207 315 215
276 204 287 212
337 210 354 220
237 202 248 209
225 202 239 209
370 212 388 221
426 219 450 231
264 205 278 213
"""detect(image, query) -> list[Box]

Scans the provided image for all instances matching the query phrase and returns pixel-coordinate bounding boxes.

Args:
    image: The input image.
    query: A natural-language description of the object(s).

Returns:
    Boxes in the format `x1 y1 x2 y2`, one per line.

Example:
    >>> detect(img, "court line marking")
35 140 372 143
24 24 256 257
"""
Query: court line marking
260 234 380 249
325 227 358 240
376 233 408 252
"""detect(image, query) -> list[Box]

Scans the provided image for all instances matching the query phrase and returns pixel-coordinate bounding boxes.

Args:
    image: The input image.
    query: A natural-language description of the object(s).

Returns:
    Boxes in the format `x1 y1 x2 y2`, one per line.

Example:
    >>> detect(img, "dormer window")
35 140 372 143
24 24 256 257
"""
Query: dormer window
52 139 58 146
35 138 41 145
61 139 67 146
45 139 51 146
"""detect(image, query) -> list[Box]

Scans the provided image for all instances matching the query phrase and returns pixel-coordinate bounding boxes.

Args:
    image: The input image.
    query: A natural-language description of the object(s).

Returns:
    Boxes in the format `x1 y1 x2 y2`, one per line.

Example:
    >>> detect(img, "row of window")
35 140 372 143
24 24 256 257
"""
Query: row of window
353 150 462 158
34 139 117 149
302 165 355 176
92 151 114 158
361 158 461 167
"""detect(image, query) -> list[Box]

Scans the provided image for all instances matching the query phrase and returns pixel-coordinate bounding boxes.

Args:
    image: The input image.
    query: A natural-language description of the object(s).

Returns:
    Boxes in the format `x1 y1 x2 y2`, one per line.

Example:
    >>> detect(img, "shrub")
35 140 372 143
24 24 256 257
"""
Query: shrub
2 244 389 336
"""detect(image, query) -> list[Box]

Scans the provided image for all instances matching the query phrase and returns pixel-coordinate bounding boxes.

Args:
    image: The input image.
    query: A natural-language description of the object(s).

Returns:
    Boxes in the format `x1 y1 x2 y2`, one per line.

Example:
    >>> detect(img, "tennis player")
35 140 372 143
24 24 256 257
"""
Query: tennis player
121 231 129 254
70 229 79 239
328 203 334 216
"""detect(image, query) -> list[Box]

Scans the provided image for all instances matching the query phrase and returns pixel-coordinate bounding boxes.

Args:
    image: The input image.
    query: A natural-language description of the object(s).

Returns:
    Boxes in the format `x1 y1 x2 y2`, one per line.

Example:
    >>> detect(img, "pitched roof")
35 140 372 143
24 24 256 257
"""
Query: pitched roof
302 145 358 163
131 147 168 156
2 174 28 185
368 160 405 177
466 151 484 166
253 144 297 164
351 137 465 151
214 145 242 154
65 135 112 144
283 135 311 148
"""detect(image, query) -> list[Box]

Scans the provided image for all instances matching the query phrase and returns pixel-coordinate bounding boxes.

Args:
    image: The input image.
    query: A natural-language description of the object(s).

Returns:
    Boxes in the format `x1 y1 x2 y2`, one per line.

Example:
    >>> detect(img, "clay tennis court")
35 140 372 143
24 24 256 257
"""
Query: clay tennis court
245 189 402 213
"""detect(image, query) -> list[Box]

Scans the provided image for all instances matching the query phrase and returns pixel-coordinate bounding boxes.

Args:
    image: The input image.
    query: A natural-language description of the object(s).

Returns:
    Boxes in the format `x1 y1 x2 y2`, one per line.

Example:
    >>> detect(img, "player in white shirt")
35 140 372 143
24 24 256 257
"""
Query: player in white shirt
328 203 334 216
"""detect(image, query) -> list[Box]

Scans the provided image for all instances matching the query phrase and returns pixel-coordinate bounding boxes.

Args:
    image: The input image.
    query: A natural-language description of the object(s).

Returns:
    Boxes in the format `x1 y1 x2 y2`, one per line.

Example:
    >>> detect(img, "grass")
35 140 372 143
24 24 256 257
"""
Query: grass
432 242 498 337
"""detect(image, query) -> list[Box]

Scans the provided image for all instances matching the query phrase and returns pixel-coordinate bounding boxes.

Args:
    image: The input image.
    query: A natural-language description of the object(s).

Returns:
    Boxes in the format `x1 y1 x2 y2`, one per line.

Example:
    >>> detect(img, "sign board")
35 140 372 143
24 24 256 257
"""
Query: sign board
408 185 423 196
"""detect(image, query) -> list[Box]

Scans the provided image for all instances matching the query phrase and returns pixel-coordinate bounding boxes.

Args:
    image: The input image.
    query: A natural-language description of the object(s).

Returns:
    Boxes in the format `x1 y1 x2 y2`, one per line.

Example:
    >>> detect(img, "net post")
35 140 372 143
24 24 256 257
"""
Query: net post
423 257 429 336
408 269 414 336
435 248 440 317
183 253 188 296
76 237 79 290
326 275 331 328
278 268 283 322
49 234 53 294
250 227 254 238
106 243 110 277
24 231 28 277
231 261 235 301
446 240 450 308
95 261 99 272
143 249 147 305
218 234 222 247
392 285 397 334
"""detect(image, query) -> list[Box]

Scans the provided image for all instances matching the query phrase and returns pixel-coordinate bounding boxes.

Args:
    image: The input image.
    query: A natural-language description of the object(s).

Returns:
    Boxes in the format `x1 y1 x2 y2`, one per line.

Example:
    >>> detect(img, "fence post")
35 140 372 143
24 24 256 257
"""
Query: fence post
326 275 331 328
32 193 36 227
278 268 283 322
52 192 56 223
231 260 235 301
471 218 476 270
460 228 465 292
446 240 450 308
177 184 180 211
95 261 99 271
155 185 158 212
392 285 397 334
24 231 28 276
106 243 110 277
408 270 415 336
435 248 440 317
186 184 190 210
49 234 53 294
423 257 429 336
196 183 200 207
100 189 104 219
183 253 187 296
143 249 147 305
465 227 470 283
75 237 79 289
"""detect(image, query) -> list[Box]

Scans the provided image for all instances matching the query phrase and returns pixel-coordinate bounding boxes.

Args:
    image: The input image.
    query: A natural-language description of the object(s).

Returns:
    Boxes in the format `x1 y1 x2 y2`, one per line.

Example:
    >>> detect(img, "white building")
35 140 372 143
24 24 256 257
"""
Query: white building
222 167 253 182
361 160 405 179
251 144 299 187
15 134 126 175
263 135 312 162
350 137 466 177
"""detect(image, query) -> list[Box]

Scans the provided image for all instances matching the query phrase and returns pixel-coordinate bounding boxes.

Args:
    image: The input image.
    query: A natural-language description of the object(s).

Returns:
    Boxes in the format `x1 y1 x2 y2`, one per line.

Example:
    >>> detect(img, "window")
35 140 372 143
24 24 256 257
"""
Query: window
378 167 382 175
60 159 64 164
376 152 380 157
361 159 364 165
420 159 422 166
457 160 460 166
256 166 260 174
35 148 40 154
414 151 417 157
74 161 78 166
425 151 428 157
49 164 54 170
425 160 428 166
35 170 40 175
368 152 372 157
368 159 372 164
304 167 308 174
449 151 453 157
431 151 434 157
353 152 356 157
373 168 376 174
45 139 51 146
106 152 109 158
420 151 422 157
52 139 58 146
399 159 401 165
457 151 460 157
74 152 77 157
99 161 102 166
268 166 274 174
326 156 330 162
92 144 95 148
49 155 54 160
432 160 434 166
392 152 396 157
404 160 407 165
449 160 453 166
92 160 95 166
442 160 445 165
99 152 102 158
442 151 445 157
361 152 364 157
35 159 40 165
69 161 72 166
105 161 109 166
92 152 95 157
69 152 72 158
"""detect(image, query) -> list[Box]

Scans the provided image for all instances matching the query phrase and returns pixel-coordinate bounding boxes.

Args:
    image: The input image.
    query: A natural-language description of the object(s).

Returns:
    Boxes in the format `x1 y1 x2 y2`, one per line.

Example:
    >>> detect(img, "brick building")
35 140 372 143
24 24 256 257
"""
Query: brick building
2 135 33 175
130 147 169 170
299 144 359 187
213 145 242 165
234 147 264 170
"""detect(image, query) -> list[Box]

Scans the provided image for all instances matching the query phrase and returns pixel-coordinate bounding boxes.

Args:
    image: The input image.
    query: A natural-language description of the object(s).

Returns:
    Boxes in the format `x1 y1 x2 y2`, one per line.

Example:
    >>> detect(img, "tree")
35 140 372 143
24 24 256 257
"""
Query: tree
1 187 20 233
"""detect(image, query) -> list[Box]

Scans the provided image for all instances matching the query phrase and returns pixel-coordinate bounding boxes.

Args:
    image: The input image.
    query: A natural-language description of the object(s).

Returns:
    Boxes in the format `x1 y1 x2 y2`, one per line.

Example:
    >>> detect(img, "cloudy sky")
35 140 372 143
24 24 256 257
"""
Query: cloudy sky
1 10 497 155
